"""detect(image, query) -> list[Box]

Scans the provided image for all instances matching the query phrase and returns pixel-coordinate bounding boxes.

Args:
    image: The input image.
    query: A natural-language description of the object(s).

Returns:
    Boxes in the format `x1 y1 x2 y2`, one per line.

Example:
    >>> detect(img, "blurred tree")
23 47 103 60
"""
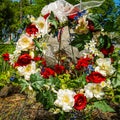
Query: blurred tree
0 0 15 41
1 0 120 42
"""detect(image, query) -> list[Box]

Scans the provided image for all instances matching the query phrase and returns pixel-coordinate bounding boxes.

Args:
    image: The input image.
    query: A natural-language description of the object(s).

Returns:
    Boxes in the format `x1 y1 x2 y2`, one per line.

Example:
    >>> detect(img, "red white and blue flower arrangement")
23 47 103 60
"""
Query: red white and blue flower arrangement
2 0 120 119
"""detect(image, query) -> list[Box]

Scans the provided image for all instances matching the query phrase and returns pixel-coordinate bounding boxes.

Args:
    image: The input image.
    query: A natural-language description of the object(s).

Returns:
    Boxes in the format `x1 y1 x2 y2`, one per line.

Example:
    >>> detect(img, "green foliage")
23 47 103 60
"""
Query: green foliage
90 0 120 33
30 73 60 109
87 14 102 31
97 34 112 49
111 47 120 88
12 72 60 109
30 72 45 90
93 100 115 112
0 44 15 55
58 73 87 89
33 38 43 54
0 72 11 88
70 32 93 51
0 44 15 88
48 11 59 29
0 0 15 39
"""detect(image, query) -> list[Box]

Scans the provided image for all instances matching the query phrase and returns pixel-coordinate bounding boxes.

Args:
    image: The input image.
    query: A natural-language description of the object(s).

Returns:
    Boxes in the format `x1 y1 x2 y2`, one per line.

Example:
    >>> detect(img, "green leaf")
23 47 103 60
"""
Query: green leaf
48 11 59 29
87 14 102 30
30 73 45 90
30 72 43 82
19 79 29 92
46 77 60 89
112 73 120 88
32 81 44 90
33 38 43 53
93 101 115 112
70 33 93 51
0 83 5 87
98 34 112 49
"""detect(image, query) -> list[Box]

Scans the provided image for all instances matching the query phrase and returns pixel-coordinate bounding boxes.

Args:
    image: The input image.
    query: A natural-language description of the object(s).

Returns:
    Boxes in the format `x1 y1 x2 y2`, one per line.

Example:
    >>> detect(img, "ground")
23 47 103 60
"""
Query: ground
0 85 120 120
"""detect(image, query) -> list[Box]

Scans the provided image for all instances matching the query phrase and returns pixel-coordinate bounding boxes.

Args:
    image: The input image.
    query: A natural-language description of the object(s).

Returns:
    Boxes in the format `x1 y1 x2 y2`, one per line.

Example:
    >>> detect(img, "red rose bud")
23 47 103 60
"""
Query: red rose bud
54 64 65 74
26 24 38 36
2 53 10 61
16 54 32 66
86 71 106 83
41 67 55 79
74 93 87 110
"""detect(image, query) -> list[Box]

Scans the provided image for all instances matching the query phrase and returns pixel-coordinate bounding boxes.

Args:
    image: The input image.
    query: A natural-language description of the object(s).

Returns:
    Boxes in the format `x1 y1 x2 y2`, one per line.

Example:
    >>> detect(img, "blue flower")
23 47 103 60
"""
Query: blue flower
88 65 94 71
74 16 79 20
10 76 15 82
77 10 86 17
17 29 22 34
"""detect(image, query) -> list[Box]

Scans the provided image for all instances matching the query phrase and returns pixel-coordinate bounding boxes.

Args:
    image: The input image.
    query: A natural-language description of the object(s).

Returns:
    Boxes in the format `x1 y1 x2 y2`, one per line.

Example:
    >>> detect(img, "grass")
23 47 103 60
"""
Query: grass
0 43 15 89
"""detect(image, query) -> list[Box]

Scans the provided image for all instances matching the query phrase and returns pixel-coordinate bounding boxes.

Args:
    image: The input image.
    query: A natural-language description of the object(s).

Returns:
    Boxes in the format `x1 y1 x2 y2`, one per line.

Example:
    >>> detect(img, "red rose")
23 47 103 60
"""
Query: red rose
74 94 87 110
2 53 10 61
41 67 55 79
100 45 114 56
54 64 65 74
26 24 38 36
100 48 109 56
76 57 91 70
34 56 46 66
16 54 32 66
86 71 106 83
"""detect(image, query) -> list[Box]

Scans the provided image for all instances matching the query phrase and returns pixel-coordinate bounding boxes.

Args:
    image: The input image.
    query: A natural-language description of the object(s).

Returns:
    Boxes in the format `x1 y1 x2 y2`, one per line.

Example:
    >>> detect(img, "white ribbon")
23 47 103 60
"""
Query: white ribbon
41 0 105 22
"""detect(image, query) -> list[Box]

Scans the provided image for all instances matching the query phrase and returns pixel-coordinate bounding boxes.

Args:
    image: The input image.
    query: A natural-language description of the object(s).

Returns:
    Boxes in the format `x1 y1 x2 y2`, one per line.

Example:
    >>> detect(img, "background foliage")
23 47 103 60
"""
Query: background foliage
0 0 120 42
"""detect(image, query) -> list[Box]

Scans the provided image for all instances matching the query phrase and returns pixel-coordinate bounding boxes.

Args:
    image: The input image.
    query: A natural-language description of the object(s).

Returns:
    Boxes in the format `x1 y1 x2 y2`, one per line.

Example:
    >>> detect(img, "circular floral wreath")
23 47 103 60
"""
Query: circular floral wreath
2 0 120 119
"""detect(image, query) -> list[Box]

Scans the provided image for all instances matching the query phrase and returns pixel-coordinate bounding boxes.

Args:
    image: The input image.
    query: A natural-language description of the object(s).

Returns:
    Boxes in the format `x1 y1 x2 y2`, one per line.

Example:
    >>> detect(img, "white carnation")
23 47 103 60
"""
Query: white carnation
95 58 115 76
54 89 75 112
84 83 104 99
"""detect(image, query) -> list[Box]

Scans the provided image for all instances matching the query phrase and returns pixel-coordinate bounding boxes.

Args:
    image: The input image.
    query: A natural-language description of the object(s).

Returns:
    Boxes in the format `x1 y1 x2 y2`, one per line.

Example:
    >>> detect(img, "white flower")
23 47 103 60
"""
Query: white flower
29 50 34 58
17 61 36 80
89 39 96 47
84 43 89 50
16 34 34 51
9 50 21 65
96 51 104 58
27 15 36 22
89 46 97 54
84 83 104 99
106 79 112 88
54 89 75 112
34 16 48 36
95 58 115 76
100 81 107 88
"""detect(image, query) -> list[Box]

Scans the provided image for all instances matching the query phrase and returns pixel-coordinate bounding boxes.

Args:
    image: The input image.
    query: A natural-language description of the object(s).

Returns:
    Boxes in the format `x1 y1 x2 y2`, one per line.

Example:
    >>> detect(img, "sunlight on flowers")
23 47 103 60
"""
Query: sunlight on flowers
84 83 104 99
35 16 48 36
16 34 34 51
17 62 36 80
95 58 116 76
54 89 75 112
